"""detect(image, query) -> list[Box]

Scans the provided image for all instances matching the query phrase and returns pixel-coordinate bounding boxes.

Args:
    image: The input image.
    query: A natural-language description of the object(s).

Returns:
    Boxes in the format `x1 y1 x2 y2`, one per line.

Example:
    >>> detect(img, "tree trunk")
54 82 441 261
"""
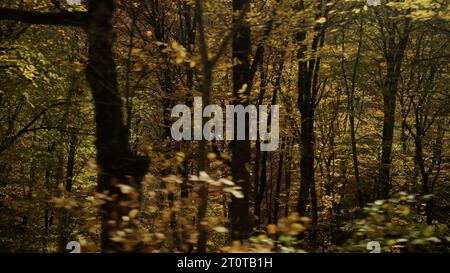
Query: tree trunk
379 81 397 199
85 0 149 252
194 0 212 252
377 16 411 199
284 140 292 217
295 0 328 247
254 62 282 228
343 18 364 208
273 140 285 224
229 0 251 241
415 137 433 224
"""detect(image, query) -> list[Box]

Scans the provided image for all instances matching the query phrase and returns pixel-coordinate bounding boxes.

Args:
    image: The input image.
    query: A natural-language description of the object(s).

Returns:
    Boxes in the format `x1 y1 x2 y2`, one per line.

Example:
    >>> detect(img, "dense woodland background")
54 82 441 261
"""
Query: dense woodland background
0 0 449 253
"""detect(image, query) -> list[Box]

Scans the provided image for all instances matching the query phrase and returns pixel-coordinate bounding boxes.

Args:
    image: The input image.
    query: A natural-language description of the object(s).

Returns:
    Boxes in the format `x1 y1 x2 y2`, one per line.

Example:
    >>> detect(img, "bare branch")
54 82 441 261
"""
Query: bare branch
0 8 88 28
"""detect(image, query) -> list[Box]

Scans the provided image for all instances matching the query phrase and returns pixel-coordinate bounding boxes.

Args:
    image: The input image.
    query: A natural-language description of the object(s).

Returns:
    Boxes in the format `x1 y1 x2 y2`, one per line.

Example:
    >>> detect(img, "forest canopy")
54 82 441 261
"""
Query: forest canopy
0 0 449 253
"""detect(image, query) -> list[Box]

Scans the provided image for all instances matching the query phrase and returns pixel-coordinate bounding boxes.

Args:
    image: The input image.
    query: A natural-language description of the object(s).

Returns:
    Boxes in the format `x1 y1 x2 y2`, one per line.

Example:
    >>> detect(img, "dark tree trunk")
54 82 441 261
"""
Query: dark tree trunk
194 0 212 252
254 62 282 228
341 18 364 208
379 89 396 198
296 27 320 229
415 137 433 224
58 132 77 252
181 3 196 200
253 57 266 229
253 137 261 223
379 57 408 199
255 146 268 227
229 0 251 241
284 140 292 217
85 0 149 252
295 0 329 247
377 16 411 199
273 140 285 224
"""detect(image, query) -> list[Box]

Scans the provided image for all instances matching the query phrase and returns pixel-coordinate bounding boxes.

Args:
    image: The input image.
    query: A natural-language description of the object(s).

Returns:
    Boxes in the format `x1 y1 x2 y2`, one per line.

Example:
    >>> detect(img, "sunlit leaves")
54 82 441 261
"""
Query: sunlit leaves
316 17 327 24
345 193 448 252
212 226 228 233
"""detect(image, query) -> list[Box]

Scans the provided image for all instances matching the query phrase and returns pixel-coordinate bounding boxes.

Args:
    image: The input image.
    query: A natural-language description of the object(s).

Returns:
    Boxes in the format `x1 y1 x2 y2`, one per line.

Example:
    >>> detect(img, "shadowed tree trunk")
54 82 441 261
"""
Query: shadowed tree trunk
295 0 329 247
254 62 283 227
375 9 411 199
229 0 251 241
273 139 285 224
284 139 293 217
85 0 149 252
340 18 364 208
194 0 212 252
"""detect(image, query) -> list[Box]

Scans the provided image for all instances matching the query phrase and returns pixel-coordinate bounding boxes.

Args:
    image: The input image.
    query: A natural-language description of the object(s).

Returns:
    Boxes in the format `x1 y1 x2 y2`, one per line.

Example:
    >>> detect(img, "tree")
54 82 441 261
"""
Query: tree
371 2 412 198
295 0 331 246
229 0 252 241
0 0 149 252
1 0 449 254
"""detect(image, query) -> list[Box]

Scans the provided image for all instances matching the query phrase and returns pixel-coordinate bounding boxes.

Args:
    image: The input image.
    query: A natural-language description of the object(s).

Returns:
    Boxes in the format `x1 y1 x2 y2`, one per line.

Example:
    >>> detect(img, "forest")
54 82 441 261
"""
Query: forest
0 0 449 253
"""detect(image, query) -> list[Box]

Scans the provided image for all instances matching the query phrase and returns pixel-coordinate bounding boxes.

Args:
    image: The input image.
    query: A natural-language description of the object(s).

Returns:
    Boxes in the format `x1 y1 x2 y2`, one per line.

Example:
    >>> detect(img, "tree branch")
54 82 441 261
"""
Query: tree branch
0 101 67 155
0 8 88 28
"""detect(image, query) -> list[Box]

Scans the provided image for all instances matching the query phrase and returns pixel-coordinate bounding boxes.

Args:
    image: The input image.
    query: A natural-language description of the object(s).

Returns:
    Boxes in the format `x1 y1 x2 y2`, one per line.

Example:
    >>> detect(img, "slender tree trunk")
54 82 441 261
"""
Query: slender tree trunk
296 0 329 247
57 73 78 252
181 3 195 200
378 17 411 199
58 132 77 251
254 62 282 228
284 140 292 217
253 59 266 229
379 81 397 198
344 18 364 208
194 0 212 252
55 145 66 253
415 137 433 224
273 140 285 224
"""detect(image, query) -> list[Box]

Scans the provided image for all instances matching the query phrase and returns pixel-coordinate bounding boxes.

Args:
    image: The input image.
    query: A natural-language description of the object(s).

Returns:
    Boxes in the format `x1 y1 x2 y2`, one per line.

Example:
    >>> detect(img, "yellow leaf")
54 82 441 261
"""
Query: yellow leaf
267 224 277 234
129 209 139 219
207 152 217 161
316 17 327 24
213 226 229 233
